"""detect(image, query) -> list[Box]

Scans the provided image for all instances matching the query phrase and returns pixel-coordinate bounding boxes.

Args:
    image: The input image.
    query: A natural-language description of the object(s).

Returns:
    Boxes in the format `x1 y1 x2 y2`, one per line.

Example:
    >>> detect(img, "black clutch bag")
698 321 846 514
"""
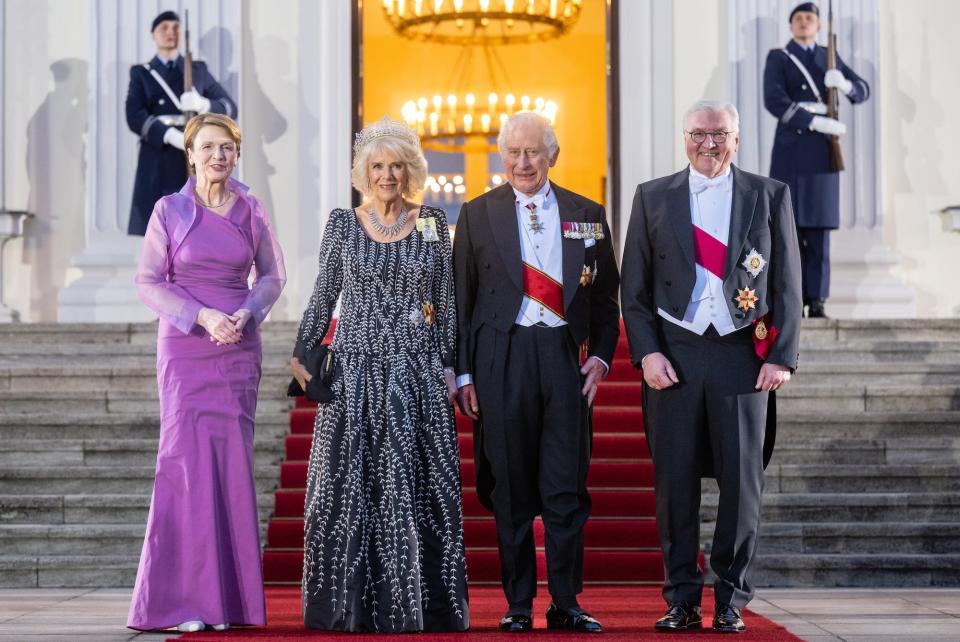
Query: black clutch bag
288 343 339 403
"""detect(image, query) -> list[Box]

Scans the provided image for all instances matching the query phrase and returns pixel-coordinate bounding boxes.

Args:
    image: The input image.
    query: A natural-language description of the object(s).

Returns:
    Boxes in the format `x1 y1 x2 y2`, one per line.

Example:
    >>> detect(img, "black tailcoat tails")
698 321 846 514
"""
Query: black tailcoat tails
125 56 237 236
620 165 802 609
453 182 620 609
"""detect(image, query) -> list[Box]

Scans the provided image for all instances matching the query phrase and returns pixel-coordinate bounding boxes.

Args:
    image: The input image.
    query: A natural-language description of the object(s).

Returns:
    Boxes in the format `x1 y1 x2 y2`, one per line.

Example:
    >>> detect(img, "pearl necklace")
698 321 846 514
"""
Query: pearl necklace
367 205 408 238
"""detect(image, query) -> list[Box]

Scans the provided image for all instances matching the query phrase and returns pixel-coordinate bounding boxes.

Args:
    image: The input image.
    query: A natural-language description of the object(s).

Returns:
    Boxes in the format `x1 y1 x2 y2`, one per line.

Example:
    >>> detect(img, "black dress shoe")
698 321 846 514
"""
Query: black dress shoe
807 299 828 318
498 614 533 632
654 602 702 631
712 603 745 633
545 603 603 633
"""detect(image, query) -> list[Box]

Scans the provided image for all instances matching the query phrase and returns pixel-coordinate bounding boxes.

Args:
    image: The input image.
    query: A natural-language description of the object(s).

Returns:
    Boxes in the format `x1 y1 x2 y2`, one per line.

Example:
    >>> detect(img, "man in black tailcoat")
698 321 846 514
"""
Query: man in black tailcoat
763 2 870 317
621 100 802 633
125 10 237 235
453 111 620 633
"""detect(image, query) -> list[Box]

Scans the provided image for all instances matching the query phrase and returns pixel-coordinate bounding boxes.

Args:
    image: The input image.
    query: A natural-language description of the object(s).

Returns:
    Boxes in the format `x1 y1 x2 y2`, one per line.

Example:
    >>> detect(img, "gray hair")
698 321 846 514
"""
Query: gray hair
350 134 428 200
683 100 740 132
497 111 559 157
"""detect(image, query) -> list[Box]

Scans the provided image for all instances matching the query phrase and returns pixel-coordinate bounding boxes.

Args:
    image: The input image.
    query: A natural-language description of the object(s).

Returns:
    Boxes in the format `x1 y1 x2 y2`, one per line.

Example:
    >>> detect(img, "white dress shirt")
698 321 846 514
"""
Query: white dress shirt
657 167 737 336
514 181 566 328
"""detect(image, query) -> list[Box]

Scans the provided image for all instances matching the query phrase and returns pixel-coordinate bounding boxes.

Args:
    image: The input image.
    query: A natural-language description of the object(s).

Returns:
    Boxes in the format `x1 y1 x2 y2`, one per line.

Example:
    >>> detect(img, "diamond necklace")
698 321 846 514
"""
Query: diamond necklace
367 204 409 238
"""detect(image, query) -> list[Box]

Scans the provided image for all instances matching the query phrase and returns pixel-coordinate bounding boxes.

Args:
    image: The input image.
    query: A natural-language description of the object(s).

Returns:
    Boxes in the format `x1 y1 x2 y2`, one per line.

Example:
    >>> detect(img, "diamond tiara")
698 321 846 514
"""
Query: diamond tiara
353 116 421 155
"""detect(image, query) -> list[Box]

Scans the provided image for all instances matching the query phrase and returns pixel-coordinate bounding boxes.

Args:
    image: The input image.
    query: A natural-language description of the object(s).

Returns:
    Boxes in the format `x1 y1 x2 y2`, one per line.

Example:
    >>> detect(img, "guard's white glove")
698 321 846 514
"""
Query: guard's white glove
824 69 854 95
180 89 212 114
799 101 828 115
809 116 846 136
163 127 185 150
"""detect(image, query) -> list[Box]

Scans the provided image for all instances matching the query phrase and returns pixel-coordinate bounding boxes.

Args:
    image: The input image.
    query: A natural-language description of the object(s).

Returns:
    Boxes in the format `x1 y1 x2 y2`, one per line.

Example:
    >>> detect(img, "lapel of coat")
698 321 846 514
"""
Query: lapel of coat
486 183 524 293
553 183 586 311
665 169 695 267
724 165 759 280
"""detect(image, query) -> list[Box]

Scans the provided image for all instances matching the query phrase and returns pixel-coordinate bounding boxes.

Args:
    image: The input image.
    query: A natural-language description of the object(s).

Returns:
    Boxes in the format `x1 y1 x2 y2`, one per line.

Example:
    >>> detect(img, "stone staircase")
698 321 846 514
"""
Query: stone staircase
1 319 959 587
701 319 960 586
0 321 301 588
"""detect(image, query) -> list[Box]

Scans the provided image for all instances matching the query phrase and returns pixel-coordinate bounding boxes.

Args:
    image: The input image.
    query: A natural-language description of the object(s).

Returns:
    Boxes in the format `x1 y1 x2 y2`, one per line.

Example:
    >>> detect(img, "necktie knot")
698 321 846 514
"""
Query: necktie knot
166 60 175 72
689 172 730 194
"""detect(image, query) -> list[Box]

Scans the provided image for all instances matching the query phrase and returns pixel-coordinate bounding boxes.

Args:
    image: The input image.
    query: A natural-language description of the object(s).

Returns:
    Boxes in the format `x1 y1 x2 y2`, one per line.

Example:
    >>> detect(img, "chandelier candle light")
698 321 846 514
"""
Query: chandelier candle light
401 92 558 152
383 0 583 46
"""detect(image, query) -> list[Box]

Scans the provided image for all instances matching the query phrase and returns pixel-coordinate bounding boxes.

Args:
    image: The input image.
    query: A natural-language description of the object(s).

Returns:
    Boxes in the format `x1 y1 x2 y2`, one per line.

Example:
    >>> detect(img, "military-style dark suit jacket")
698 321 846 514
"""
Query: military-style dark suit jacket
620 165 803 471
763 40 870 229
453 181 621 508
125 56 237 236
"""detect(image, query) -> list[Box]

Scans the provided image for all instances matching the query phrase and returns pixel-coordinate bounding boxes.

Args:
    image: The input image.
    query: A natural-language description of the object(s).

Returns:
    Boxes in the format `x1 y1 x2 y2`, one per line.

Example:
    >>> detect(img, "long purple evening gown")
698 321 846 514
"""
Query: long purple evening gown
128 177 285 630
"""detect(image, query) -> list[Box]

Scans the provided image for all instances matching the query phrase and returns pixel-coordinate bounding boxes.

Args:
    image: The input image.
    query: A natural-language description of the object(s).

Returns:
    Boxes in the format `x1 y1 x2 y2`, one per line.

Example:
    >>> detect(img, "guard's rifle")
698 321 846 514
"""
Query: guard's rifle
182 9 195 122
825 0 845 171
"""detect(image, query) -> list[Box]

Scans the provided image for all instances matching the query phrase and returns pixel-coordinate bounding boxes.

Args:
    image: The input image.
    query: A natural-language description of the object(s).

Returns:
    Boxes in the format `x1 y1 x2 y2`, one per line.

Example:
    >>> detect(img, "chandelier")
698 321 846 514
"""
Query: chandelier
383 0 583 46
401 92 558 153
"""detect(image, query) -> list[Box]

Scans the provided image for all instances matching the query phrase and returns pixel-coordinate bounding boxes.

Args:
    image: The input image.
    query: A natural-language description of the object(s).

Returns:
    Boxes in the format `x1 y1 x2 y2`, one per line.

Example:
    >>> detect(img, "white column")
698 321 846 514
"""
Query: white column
615 0 675 258
58 0 241 322
290 0 353 313
728 0 913 317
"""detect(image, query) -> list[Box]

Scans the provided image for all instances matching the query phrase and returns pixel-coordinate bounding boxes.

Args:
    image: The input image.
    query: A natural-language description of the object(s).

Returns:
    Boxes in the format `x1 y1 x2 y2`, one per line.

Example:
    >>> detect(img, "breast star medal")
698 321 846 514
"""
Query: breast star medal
735 287 759 311
421 302 436 326
416 216 439 242
741 248 767 278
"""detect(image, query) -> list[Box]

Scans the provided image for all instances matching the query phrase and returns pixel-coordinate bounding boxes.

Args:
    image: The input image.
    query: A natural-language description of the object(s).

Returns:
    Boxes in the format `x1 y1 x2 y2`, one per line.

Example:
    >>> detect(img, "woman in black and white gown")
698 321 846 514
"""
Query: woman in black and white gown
290 117 468 633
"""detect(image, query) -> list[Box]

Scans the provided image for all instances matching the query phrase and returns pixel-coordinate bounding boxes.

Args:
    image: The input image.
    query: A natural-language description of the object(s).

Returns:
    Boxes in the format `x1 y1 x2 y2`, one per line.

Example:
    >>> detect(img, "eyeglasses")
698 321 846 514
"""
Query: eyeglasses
685 130 736 144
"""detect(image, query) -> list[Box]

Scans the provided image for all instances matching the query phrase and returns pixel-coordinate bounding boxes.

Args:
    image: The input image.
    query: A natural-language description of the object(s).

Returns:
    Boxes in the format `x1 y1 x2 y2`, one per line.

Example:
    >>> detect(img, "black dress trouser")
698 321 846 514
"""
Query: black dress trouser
473 324 592 613
645 322 768 609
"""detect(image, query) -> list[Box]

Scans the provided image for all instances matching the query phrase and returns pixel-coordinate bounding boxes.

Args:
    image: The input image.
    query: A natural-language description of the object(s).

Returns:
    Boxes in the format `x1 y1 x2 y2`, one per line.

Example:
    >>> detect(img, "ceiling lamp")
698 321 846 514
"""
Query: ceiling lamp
401 92 558 153
383 0 583 46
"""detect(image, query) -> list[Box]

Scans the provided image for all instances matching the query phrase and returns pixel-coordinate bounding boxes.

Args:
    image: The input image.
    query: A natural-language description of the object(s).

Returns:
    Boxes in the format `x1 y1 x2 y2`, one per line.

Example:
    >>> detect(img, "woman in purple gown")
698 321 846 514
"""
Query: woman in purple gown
128 113 285 633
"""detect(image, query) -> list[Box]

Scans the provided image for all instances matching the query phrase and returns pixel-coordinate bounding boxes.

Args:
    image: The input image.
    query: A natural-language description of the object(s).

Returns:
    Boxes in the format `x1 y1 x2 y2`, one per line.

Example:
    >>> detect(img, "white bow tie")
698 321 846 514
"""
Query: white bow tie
689 172 730 194
518 194 546 211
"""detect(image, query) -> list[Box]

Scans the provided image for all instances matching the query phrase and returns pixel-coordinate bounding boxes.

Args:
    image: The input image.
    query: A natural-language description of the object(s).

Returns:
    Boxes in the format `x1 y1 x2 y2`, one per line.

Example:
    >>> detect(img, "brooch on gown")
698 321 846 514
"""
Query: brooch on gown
741 248 767 278
411 302 436 326
417 217 439 242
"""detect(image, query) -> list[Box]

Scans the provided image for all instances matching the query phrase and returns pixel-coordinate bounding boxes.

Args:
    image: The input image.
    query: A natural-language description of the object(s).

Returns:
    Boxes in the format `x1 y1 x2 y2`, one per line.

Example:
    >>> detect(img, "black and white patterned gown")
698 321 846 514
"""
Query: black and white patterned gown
294 206 469 632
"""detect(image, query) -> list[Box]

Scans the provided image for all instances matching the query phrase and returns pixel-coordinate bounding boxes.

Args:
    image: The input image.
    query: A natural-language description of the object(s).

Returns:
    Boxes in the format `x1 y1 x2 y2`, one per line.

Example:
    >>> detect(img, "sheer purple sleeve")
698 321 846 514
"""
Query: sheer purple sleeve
240 202 287 324
134 200 204 334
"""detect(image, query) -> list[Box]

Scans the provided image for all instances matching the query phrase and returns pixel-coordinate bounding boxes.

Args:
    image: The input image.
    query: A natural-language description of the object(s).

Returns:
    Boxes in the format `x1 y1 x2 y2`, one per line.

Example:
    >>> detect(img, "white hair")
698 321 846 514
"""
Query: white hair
497 111 559 157
350 134 428 200
683 100 740 132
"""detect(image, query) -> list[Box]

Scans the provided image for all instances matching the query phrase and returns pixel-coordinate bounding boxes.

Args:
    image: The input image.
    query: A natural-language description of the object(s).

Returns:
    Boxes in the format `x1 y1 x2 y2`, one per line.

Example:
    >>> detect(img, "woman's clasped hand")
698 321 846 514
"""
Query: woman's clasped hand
198 307 252 345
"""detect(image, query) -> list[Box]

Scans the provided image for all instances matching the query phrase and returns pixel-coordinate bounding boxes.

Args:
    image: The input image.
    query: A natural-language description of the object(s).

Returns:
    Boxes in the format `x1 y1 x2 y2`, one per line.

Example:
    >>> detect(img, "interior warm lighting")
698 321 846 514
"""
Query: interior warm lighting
401 92 559 153
384 0 582 46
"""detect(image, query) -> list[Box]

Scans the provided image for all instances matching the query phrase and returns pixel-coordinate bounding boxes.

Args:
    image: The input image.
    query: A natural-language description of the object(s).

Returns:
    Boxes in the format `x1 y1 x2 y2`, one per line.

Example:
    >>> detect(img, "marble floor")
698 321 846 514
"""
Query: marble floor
0 588 958 641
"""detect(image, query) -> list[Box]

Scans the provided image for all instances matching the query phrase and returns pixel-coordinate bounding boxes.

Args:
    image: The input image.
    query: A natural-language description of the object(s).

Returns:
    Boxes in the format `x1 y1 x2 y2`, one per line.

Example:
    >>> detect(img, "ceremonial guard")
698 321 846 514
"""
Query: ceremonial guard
621 101 802 633
763 2 870 317
454 112 620 633
125 10 237 236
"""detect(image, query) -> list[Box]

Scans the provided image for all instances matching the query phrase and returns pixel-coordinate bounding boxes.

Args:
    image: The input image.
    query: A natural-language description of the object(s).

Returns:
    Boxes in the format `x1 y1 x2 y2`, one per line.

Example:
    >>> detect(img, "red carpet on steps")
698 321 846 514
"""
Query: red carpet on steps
262 324 673 586
171 586 801 640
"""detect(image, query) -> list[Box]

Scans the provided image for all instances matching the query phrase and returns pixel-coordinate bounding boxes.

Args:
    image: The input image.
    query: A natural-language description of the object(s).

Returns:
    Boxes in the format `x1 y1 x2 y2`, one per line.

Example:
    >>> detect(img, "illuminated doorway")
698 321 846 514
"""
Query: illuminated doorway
359 1 611 232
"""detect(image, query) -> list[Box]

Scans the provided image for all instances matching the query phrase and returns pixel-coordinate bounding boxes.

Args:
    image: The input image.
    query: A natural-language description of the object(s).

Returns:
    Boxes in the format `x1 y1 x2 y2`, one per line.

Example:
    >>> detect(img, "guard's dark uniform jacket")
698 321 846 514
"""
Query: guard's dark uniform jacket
763 40 869 230
125 56 236 235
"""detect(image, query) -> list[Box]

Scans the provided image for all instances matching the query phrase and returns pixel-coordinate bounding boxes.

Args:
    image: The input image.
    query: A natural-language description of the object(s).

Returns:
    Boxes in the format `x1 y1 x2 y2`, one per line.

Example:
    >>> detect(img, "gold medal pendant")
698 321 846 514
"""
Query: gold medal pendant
735 287 759 311
754 319 768 340
580 264 593 286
